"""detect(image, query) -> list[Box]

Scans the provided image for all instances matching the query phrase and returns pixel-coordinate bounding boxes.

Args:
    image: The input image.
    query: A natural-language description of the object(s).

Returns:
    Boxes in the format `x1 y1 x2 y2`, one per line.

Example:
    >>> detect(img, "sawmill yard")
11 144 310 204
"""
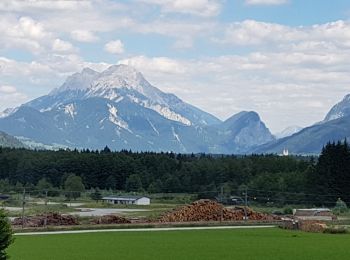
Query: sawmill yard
9 228 350 260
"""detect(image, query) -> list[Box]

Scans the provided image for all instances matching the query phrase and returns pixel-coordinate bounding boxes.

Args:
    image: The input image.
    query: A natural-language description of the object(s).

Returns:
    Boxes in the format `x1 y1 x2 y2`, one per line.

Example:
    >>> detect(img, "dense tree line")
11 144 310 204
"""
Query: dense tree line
0 143 348 206
307 140 350 205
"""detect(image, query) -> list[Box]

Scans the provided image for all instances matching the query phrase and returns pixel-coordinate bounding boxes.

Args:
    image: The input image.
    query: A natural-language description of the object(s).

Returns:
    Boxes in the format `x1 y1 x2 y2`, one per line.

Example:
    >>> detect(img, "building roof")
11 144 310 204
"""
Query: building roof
102 195 149 201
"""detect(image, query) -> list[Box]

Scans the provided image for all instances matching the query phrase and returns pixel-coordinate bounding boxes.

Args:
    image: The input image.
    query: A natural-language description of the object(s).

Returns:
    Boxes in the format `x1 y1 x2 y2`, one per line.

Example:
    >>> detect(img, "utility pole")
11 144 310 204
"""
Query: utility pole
244 187 248 221
44 190 48 228
21 188 26 229
220 185 224 222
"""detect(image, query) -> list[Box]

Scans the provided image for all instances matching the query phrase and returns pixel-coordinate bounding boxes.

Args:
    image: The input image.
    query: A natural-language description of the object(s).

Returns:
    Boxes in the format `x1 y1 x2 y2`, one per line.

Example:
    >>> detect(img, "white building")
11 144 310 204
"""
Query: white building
102 196 151 205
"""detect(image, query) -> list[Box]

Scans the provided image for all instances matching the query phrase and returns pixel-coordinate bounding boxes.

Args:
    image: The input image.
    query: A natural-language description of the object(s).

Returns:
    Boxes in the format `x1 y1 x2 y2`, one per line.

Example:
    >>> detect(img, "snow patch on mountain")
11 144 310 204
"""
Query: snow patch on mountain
107 104 130 132
147 119 159 135
147 103 191 126
64 104 76 119
171 127 186 152
0 107 18 118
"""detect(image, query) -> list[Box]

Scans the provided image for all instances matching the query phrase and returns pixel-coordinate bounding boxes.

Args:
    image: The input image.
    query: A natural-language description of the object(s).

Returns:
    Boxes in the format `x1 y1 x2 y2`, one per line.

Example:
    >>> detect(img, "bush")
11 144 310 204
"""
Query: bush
283 207 293 215
323 226 348 234
333 198 348 215
0 209 14 260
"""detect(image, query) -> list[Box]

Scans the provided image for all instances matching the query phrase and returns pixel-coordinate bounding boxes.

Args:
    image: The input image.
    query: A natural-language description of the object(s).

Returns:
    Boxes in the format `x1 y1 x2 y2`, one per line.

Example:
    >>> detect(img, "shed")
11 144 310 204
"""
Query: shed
293 208 336 221
102 196 150 205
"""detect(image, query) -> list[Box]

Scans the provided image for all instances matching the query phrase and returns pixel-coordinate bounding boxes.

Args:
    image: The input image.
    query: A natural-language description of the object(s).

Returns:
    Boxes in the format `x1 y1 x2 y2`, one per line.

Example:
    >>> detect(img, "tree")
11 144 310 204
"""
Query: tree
308 141 350 205
90 188 102 202
36 177 52 194
125 174 142 192
0 209 13 260
64 174 85 200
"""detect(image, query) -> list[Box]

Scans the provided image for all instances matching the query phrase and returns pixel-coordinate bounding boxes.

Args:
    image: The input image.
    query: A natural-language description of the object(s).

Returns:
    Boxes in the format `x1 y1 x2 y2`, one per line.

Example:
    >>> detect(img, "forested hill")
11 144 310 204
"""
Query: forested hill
0 146 312 196
1 144 350 206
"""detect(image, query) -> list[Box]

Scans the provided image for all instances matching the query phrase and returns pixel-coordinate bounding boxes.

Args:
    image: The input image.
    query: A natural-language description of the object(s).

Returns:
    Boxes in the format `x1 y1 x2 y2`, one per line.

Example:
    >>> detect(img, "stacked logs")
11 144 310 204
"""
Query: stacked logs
12 213 78 227
91 215 131 224
298 220 327 233
159 199 278 222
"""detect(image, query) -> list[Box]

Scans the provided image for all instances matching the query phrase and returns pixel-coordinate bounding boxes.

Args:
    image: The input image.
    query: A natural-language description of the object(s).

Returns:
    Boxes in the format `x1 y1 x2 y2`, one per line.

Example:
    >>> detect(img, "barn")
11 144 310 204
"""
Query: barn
102 196 151 205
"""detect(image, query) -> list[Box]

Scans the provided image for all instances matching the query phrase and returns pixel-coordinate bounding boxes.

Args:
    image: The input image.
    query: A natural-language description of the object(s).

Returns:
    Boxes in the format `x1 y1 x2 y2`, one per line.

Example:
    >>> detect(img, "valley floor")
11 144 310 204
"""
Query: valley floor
9 227 350 260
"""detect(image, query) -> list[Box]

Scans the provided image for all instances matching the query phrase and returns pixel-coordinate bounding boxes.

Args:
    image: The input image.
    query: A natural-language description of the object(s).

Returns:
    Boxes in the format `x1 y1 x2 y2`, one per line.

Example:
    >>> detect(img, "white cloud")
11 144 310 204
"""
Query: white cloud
217 20 304 45
0 85 17 94
52 39 75 53
71 30 98 42
0 85 28 112
104 40 125 54
0 15 77 57
245 0 288 5
139 0 222 17
119 56 186 74
0 0 93 12
217 19 350 49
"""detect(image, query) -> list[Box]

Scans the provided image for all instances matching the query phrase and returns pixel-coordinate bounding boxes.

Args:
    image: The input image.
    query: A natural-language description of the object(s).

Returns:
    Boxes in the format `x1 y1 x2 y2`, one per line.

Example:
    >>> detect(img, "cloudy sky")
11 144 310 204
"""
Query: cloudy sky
1 0 350 133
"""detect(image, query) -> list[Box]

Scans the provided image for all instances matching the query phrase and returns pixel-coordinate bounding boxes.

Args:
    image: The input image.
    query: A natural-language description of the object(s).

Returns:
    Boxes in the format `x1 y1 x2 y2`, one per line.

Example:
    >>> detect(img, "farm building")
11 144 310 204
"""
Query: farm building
293 208 336 221
102 196 150 205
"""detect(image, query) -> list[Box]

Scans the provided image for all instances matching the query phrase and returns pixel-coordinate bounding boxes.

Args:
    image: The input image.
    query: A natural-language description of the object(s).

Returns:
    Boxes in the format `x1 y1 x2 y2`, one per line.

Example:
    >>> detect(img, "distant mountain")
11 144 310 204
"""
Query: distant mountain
217 111 274 153
0 65 274 153
275 125 302 139
254 94 350 154
324 94 350 122
0 131 26 148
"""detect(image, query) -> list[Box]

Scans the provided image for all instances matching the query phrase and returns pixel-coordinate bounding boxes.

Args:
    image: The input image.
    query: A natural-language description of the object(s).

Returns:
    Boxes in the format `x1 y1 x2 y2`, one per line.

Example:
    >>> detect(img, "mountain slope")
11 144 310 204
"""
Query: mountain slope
275 125 302 139
0 131 26 148
324 94 350 122
218 111 275 153
0 65 273 153
254 94 350 154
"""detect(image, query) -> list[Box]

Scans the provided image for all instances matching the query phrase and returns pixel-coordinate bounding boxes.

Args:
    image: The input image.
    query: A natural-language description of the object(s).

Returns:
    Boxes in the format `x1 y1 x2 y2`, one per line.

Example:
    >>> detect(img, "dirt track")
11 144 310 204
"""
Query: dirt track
14 225 276 236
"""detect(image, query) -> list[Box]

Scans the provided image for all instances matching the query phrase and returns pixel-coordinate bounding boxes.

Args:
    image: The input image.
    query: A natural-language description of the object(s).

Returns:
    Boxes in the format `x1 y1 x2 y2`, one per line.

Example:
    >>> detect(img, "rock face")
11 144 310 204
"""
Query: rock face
0 65 274 153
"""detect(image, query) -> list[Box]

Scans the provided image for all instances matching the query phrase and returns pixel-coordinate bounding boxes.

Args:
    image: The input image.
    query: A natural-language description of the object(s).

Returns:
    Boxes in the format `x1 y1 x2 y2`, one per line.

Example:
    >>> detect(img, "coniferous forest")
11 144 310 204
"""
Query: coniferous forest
0 141 349 206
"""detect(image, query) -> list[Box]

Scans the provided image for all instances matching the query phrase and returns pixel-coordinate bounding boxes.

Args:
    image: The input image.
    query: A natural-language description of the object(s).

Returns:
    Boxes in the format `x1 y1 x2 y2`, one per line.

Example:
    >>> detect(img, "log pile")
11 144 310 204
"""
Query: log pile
298 220 327 233
159 199 278 222
12 213 78 227
91 215 131 224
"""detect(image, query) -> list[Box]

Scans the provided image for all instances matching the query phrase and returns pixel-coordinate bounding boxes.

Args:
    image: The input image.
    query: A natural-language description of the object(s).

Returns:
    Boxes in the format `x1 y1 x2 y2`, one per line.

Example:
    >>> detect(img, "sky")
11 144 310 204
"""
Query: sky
1 0 350 133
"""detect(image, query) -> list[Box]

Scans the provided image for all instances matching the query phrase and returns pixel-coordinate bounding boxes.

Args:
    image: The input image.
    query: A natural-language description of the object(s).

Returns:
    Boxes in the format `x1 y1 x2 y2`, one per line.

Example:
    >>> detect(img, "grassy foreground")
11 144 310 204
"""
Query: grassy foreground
9 228 350 260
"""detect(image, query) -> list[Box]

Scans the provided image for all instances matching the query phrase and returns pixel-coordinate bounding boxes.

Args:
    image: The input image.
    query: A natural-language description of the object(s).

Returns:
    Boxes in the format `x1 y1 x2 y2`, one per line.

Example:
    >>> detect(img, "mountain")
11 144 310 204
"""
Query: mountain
275 125 302 139
254 94 350 154
217 111 274 153
324 94 350 122
0 65 273 153
0 131 26 148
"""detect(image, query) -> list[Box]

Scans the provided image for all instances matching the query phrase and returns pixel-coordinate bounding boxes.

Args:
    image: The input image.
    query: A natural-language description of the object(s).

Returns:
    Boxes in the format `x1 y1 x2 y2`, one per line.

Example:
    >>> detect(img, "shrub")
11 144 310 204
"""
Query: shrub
323 226 348 234
0 209 14 260
333 198 348 215
283 207 293 215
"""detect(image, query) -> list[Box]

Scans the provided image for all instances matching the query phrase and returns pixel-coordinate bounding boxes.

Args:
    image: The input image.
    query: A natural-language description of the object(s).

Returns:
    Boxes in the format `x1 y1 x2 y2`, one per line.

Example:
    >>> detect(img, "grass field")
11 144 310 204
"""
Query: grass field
9 228 350 260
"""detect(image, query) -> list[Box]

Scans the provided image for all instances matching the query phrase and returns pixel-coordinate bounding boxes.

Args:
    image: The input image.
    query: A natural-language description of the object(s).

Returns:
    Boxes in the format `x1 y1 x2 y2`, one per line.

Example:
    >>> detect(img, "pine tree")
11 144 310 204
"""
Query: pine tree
0 209 13 260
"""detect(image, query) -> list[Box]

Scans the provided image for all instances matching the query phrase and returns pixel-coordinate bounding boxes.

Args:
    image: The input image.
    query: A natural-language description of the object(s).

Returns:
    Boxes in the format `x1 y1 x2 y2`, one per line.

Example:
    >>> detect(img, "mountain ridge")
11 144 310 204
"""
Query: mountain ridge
0 65 274 153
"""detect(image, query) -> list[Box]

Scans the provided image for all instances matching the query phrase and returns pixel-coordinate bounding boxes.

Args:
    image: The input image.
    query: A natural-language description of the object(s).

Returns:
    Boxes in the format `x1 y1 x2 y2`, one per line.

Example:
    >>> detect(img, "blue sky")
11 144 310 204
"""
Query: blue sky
1 0 350 132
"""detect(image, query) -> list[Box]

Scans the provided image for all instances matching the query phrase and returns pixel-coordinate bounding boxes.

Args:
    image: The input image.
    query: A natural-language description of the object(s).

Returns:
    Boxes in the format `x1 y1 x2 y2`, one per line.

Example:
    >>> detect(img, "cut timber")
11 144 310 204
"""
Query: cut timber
12 213 78 227
159 200 278 222
91 215 131 224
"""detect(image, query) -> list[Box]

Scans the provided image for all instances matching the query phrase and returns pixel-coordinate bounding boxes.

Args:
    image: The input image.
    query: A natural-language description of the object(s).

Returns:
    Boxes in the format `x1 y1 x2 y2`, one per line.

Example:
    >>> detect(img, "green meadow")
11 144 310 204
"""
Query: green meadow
9 228 350 260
